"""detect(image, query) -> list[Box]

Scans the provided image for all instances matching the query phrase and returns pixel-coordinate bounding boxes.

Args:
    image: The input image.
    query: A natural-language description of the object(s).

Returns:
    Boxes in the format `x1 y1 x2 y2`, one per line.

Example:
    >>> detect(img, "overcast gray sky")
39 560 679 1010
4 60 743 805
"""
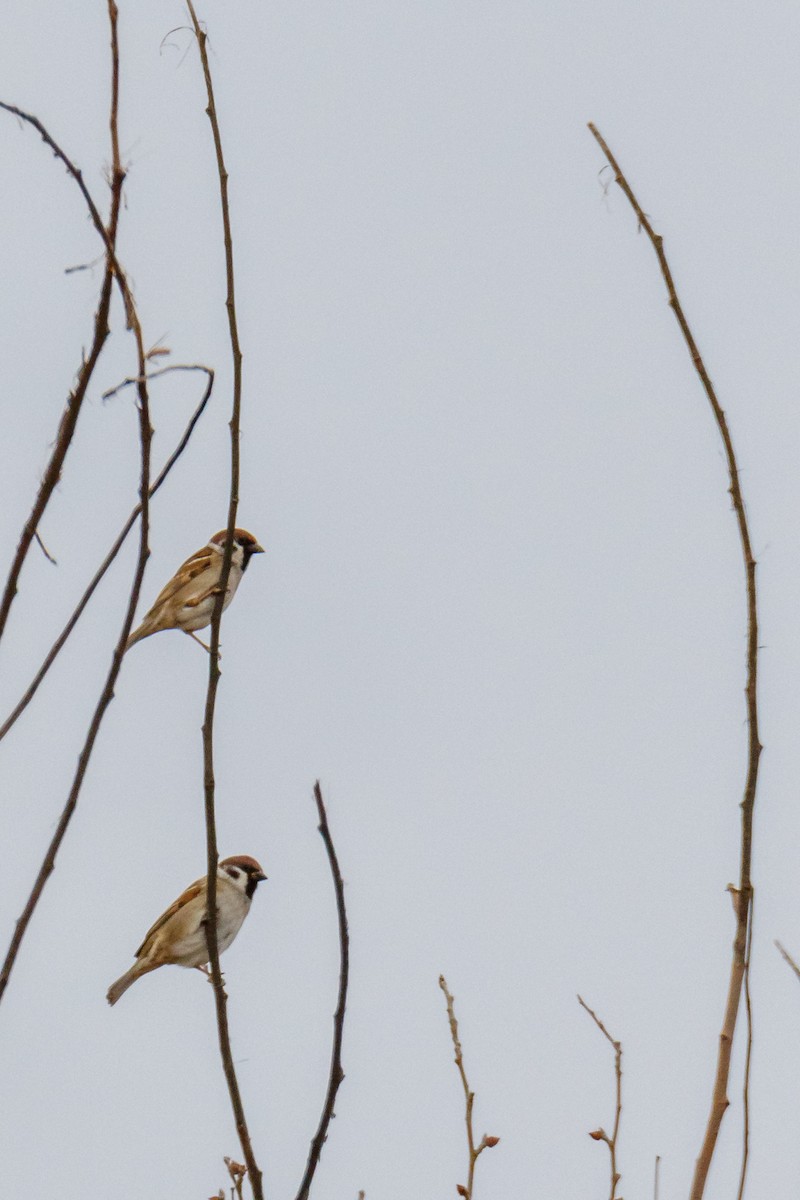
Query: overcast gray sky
2 1 800 1197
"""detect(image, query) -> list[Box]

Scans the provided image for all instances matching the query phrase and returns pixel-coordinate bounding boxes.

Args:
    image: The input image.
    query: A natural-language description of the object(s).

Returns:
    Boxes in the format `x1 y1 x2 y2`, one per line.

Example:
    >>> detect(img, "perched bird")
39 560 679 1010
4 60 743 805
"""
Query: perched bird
126 528 264 651
106 855 267 1006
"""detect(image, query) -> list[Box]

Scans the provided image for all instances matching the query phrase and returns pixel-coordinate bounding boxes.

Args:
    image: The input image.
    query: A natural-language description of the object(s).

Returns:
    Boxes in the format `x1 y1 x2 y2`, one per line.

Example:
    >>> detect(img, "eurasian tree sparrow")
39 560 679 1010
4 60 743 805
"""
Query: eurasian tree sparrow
106 855 267 1006
126 528 264 650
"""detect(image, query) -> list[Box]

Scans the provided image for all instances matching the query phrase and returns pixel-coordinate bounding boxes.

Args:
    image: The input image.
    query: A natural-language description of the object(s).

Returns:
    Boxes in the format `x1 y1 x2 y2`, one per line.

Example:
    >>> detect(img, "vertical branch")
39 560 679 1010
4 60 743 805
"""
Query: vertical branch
294 782 350 1200
578 996 623 1200
0 0 152 1006
438 975 500 1200
736 892 754 1200
185 6 261 1197
587 123 761 1200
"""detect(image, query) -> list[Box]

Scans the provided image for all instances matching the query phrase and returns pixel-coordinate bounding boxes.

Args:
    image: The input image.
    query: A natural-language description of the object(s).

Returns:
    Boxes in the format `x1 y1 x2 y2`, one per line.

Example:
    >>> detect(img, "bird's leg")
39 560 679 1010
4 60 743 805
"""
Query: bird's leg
196 963 226 986
185 630 222 658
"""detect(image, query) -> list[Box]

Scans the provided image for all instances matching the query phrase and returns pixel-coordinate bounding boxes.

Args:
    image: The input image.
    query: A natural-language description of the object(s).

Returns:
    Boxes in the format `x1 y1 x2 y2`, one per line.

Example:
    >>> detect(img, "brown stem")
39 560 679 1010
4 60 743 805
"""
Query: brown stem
0 366 213 743
0 129 121 646
737 895 754 1200
587 123 761 1200
294 783 350 1200
184 5 261 1196
578 996 623 1200
439 976 499 1200
0 9 155 650
0 0 153 1007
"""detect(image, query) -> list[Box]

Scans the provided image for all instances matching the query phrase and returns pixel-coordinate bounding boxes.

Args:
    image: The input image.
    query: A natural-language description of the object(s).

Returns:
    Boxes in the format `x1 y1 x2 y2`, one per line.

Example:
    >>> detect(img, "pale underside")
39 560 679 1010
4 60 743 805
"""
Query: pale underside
137 873 250 969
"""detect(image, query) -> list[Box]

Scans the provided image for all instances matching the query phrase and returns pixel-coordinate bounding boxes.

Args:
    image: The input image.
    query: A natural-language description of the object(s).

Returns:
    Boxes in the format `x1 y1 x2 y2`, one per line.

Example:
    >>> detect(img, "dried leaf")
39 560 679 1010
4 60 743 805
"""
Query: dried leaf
484 1135 500 1148
589 1129 605 1141
456 1187 468 1198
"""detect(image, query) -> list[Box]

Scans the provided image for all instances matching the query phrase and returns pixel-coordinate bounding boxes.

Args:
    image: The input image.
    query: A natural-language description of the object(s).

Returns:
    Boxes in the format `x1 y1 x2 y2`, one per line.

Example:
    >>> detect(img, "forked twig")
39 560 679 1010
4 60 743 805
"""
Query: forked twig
0 119 121 646
438 975 500 1200
578 995 623 1200
0 0 153 1006
0 366 213 744
588 123 761 1200
294 783 350 1200
184 5 262 1196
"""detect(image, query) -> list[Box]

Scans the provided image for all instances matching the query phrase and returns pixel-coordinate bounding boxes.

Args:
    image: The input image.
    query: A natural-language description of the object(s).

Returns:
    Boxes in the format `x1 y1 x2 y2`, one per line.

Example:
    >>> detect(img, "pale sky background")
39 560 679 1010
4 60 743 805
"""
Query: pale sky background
2 1 800 1197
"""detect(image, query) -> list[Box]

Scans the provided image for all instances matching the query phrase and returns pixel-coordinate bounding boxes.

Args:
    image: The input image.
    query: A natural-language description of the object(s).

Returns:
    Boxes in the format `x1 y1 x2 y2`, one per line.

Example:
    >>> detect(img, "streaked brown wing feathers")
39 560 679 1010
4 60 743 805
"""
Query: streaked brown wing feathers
135 878 205 958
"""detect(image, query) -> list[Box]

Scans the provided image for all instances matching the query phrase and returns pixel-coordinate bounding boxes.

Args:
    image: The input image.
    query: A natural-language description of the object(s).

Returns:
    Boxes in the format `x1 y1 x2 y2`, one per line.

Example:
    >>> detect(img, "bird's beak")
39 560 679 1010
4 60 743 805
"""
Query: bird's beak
255 870 268 882
252 542 265 554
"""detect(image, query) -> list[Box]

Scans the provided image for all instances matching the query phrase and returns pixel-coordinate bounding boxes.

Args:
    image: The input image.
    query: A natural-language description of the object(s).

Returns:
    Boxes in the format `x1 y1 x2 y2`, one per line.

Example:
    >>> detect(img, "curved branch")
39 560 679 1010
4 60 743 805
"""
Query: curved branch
588 124 761 1200
294 782 350 1200
0 366 214 743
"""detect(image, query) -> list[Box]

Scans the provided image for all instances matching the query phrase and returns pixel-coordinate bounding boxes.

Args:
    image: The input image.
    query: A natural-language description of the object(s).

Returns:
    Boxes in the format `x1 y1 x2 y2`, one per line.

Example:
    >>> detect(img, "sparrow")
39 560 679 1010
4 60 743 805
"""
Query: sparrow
126 528 264 651
106 855 267 1006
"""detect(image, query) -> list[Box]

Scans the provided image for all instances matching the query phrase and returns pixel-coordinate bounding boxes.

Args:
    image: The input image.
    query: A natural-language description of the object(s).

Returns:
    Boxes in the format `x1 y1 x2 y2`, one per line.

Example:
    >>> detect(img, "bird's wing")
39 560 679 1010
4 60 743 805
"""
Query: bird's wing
135 877 205 958
148 547 216 611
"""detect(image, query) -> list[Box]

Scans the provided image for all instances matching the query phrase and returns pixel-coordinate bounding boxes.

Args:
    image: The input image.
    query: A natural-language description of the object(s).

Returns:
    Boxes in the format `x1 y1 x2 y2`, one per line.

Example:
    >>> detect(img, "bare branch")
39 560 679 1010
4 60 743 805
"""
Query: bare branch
0 0 152 1007
588 123 761 1200
775 940 800 983
737 895 754 1200
578 995 623 1200
439 975 500 1200
0 0 157 648
184 5 261 1196
0 366 213 743
0 113 122 646
294 782 351 1200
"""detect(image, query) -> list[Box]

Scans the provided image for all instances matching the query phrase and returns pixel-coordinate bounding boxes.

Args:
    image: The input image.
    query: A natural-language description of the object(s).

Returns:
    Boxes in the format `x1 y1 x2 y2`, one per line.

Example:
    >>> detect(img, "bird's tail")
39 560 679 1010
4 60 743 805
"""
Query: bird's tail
125 622 151 651
107 963 144 1006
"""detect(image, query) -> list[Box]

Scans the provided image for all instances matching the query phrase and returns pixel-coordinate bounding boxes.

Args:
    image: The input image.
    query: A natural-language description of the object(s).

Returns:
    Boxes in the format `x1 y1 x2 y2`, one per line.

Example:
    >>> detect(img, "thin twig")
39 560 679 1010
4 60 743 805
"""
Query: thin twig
0 366 213 744
588 123 761 1200
439 975 500 1200
0 120 121 647
294 783 350 1200
654 1155 661 1200
184 6 261 1196
775 940 800 983
0 2 157 648
0 0 152 1006
578 995 623 1200
33 532 57 566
